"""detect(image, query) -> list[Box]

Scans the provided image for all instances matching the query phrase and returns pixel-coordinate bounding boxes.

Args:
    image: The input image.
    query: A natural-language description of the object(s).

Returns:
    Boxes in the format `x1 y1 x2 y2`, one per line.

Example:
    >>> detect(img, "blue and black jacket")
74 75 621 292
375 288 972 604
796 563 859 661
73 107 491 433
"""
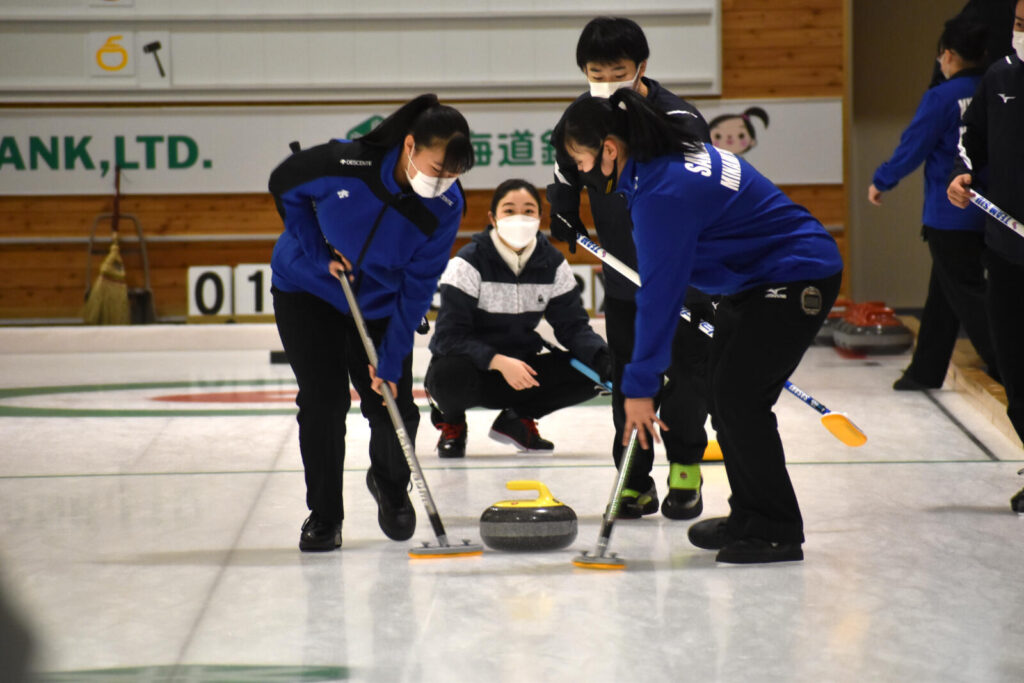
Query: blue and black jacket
429 230 607 370
618 144 844 398
872 67 985 231
269 140 464 383
952 54 1024 264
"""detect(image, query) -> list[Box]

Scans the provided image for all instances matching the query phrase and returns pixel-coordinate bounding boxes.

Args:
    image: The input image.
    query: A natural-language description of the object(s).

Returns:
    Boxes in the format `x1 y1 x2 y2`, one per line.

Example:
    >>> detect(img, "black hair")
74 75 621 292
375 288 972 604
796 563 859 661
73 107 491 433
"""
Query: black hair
938 12 988 64
552 89 703 163
489 179 542 214
575 17 650 71
708 107 769 141
359 93 475 175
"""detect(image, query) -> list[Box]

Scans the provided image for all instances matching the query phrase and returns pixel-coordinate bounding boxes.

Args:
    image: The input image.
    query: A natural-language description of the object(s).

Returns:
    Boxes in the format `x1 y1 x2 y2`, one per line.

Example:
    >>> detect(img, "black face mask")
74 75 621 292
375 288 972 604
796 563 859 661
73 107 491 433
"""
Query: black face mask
579 147 617 195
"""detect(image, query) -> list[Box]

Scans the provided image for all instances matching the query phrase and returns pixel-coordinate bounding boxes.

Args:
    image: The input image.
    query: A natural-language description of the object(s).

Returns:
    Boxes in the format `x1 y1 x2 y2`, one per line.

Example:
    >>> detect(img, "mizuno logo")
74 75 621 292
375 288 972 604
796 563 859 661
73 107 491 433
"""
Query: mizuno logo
336 190 349 199
997 93 1017 103
765 287 787 299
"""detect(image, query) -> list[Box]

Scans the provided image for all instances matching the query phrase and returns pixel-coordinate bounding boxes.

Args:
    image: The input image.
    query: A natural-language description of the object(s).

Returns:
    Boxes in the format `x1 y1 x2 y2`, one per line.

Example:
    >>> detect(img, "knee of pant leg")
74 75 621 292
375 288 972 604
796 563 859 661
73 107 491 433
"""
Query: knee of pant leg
425 355 479 411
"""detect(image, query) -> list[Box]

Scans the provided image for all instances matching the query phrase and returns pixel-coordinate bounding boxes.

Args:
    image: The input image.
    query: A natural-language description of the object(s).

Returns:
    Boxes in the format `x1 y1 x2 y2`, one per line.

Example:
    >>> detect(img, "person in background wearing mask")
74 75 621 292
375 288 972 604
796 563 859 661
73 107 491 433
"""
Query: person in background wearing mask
425 179 611 457
948 0 1024 512
547 16 713 520
268 94 475 551
869 14 998 391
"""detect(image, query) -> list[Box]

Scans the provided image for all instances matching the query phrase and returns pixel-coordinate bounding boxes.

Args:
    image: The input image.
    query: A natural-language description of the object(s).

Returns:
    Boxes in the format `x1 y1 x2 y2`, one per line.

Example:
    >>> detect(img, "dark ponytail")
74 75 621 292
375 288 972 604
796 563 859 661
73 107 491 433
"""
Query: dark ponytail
553 89 704 162
360 93 475 175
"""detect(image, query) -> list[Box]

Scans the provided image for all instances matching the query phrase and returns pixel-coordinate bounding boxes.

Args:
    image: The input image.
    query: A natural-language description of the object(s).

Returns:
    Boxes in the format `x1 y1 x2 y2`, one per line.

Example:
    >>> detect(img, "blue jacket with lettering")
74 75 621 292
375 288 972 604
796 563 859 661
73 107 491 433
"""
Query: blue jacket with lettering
618 143 844 397
872 68 985 231
269 140 464 383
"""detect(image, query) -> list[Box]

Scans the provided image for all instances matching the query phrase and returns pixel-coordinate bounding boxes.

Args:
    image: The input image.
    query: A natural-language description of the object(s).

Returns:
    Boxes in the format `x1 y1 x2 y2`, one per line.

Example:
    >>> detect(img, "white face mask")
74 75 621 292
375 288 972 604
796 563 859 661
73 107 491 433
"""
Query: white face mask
1013 30 1024 62
588 71 640 99
494 215 540 250
406 156 456 199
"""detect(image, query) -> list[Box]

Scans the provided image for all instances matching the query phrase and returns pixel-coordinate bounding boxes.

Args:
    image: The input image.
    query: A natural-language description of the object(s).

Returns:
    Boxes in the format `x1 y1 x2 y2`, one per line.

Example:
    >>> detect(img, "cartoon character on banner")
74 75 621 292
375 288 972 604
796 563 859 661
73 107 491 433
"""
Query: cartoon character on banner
708 107 769 156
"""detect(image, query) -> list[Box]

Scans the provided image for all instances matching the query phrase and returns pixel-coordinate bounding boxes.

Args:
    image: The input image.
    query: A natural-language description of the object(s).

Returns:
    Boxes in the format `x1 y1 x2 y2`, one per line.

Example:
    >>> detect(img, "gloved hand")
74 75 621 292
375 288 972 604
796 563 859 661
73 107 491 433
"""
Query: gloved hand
546 182 588 254
592 349 615 385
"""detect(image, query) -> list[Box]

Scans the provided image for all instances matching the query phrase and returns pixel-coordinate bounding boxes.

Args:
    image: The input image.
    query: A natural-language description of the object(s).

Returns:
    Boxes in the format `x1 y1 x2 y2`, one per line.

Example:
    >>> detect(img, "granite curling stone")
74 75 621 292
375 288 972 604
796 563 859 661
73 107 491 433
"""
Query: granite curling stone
479 480 577 551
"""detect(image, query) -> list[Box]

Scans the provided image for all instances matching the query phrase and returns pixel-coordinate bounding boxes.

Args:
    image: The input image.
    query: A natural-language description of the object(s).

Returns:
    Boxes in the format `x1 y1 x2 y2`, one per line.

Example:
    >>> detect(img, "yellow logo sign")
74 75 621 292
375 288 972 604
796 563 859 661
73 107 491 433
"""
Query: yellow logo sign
96 35 129 71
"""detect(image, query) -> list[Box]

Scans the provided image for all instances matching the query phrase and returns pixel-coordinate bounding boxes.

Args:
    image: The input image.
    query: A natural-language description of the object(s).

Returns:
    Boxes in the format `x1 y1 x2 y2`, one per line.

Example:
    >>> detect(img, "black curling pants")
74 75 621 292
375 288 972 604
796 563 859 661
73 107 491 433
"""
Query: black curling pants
903 227 998 386
424 351 599 423
273 287 417 525
983 249 1024 442
606 288 713 493
710 271 841 544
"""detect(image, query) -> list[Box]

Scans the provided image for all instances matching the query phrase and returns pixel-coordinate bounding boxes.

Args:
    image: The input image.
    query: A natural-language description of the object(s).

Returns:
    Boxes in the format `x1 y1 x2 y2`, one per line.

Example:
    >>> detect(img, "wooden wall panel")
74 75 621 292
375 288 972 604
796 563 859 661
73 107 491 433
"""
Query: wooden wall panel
0 184 846 320
721 0 843 98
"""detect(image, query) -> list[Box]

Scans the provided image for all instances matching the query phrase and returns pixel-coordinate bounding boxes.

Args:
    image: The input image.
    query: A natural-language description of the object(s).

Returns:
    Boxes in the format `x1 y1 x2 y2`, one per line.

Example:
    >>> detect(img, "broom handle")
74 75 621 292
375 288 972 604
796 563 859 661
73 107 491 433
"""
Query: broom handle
333 269 451 546
112 166 121 235
575 233 841 417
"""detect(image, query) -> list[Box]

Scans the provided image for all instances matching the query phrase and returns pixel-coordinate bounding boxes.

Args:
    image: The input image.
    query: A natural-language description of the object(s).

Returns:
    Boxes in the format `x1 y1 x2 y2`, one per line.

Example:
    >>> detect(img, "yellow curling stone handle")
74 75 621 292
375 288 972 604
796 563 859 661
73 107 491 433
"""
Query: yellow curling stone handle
493 480 564 508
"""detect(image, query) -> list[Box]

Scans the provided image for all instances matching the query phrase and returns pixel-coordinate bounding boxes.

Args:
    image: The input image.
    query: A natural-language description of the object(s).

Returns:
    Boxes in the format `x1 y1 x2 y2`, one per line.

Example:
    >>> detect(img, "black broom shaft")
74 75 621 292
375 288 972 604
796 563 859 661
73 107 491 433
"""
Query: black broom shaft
334 270 450 546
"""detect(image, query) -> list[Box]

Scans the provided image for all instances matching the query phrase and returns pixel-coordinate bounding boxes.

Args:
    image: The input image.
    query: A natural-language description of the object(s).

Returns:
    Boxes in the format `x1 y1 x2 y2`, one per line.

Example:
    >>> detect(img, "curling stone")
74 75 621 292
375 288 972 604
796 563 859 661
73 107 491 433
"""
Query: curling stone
833 304 913 354
815 297 853 345
479 481 577 551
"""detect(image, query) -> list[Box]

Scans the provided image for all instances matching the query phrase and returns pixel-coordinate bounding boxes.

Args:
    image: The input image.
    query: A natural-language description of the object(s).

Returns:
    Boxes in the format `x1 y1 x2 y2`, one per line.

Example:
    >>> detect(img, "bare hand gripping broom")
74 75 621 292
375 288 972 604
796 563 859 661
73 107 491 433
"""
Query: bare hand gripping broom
569 229 867 448
82 166 131 325
333 268 483 559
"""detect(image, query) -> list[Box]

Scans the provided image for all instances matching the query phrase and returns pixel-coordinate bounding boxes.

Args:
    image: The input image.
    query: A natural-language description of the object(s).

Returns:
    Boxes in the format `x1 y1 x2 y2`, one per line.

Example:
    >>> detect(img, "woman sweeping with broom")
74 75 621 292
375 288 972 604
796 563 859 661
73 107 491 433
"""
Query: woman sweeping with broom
268 94 474 552
554 90 843 564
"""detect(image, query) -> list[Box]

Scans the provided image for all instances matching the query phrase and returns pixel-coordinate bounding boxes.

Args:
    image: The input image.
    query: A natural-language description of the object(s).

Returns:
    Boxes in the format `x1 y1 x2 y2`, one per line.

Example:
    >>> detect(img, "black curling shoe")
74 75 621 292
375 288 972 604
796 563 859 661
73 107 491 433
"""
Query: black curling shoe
436 421 467 458
366 469 416 541
715 538 804 564
662 480 704 520
299 514 342 552
488 409 554 452
687 516 735 550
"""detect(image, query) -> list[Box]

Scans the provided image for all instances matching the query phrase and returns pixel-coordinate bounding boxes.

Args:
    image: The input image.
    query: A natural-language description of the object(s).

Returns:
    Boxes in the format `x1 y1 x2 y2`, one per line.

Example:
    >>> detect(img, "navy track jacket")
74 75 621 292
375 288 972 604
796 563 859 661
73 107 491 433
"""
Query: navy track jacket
872 68 985 232
429 230 607 370
618 144 844 398
952 54 1024 264
269 140 464 383
549 78 710 301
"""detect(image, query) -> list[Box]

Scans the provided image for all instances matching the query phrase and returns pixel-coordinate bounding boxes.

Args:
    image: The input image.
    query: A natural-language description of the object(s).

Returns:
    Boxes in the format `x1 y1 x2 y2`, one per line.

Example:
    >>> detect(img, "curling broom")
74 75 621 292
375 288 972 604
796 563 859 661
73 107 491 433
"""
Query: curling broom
333 268 482 559
571 230 867 448
82 166 130 325
969 191 1024 239
573 428 640 570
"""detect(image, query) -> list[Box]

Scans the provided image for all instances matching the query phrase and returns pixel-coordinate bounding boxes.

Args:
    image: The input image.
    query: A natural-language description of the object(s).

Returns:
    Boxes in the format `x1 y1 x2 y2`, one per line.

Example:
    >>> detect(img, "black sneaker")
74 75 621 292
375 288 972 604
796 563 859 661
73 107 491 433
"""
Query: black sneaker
1012 487 1024 513
662 481 703 520
715 538 803 564
617 483 659 519
365 469 416 541
687 516 734 550
892 373 940 391
488 409 554 452
436 421 467 458
299 514 341 552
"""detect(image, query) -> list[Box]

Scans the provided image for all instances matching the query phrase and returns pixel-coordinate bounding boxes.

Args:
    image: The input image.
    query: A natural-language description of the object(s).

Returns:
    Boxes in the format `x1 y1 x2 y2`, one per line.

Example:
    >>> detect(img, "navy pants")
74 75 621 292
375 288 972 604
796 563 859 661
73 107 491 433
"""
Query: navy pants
273 287 416 524
903 227 998 386
710 271 842 544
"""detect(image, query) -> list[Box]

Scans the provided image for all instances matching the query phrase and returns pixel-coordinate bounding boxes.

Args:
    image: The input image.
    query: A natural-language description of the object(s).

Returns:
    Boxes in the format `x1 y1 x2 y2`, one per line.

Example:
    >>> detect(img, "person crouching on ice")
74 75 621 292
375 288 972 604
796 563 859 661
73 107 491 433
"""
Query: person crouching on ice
425 179 613 457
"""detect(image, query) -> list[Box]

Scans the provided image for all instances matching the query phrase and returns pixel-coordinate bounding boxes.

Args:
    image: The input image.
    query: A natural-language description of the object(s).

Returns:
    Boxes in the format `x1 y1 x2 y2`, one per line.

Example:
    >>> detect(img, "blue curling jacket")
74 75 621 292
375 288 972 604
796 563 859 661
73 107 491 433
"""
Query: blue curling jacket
269 140 464 383
872 68 985 232
618 144 843 398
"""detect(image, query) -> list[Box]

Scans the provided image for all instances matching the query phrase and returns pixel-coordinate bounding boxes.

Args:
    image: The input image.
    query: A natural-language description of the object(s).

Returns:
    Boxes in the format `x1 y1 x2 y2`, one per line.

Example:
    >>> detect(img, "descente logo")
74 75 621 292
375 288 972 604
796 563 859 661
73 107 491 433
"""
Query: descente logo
438 194 454 207
339 159 372 166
